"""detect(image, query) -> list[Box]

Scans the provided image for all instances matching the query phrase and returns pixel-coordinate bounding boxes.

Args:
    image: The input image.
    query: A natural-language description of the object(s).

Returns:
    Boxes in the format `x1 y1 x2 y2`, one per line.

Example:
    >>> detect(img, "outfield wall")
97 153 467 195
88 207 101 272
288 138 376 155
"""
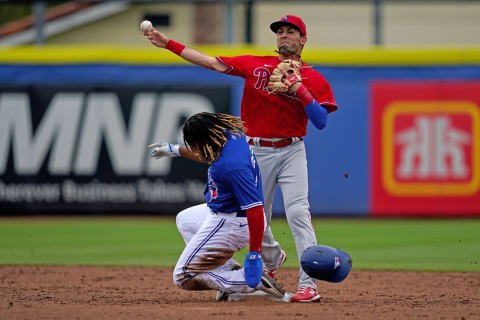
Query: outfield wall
0 46 479 217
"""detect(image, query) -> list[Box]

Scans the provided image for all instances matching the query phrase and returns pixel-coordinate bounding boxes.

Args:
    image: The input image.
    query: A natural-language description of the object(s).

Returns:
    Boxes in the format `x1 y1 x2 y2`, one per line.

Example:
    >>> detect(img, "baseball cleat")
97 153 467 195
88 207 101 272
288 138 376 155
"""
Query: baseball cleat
263 249 287 280
256 271 285 298
290 286 321 302
215 290 230 301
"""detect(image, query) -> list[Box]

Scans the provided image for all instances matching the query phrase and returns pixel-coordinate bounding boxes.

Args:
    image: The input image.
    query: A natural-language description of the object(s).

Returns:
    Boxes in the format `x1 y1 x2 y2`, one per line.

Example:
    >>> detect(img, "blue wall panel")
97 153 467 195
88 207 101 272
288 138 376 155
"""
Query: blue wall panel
1 64 479 216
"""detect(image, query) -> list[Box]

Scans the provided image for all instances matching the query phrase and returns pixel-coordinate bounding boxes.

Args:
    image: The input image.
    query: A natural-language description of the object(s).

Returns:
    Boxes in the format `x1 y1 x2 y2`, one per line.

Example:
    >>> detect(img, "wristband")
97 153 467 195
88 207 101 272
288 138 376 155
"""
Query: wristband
172 145 181 157
166 39 186 56
296 84 314 106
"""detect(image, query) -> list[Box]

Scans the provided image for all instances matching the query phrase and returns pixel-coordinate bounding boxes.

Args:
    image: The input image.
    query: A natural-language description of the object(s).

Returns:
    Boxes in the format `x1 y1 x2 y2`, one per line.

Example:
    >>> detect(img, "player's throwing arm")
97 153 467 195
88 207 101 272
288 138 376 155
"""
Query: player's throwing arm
142 21 227 72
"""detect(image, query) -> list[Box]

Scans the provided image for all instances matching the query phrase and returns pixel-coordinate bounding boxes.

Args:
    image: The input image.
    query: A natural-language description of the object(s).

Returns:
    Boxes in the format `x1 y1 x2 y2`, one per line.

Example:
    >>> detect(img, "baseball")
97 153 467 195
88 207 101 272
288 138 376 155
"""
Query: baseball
140 20 152 32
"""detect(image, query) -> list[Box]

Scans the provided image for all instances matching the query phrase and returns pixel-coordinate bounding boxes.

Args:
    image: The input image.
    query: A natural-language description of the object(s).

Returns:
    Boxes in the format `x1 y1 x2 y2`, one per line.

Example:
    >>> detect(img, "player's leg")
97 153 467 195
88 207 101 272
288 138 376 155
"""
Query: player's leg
174 206 284 298
250 146 284 270
277 142 317 290
176 203 208 244
176 203 240 270
173 211 254 293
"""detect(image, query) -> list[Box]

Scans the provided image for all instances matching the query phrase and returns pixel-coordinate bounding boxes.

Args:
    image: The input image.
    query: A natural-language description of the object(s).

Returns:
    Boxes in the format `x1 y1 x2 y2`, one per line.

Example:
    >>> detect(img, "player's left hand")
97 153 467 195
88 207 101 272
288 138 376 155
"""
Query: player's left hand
148 142 180 159
268 59 302 94
244 251 263 288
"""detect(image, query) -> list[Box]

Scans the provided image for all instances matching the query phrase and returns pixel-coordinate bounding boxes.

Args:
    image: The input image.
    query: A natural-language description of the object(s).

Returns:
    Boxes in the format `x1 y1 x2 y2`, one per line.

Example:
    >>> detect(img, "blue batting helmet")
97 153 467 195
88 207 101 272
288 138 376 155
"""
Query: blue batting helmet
300 245 352 283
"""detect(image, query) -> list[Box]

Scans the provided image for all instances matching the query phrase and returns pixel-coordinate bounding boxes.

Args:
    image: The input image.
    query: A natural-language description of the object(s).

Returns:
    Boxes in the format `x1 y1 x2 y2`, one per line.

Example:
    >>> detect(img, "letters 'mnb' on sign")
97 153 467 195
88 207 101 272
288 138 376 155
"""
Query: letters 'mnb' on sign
0 92 214 176
382 101 480 196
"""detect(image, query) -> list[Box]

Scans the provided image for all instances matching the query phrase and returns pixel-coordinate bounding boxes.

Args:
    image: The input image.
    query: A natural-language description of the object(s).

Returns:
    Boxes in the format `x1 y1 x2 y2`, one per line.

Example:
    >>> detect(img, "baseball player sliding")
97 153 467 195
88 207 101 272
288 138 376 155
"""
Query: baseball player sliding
144 14 337 302
149 112 285 299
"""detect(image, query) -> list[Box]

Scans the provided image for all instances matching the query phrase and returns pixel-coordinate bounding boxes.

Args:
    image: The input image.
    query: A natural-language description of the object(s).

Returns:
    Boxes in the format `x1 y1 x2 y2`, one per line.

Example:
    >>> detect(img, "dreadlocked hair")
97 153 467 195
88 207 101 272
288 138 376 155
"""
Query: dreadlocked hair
182 112 245 163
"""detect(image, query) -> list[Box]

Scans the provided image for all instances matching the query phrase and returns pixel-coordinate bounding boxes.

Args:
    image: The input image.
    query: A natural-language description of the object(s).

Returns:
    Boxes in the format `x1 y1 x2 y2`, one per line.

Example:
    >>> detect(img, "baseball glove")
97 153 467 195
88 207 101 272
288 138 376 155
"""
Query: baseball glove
268 59 302 94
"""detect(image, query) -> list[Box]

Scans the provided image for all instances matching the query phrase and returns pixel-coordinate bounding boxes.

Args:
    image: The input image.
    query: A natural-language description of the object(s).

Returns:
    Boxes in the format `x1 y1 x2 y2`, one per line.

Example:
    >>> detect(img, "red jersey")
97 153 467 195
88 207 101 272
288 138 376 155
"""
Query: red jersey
216 55 337 138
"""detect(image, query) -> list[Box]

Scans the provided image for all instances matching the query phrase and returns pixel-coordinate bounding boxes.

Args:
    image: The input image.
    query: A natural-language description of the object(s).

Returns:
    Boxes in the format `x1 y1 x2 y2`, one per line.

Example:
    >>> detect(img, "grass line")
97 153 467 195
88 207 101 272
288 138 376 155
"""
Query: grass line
0 217 479 272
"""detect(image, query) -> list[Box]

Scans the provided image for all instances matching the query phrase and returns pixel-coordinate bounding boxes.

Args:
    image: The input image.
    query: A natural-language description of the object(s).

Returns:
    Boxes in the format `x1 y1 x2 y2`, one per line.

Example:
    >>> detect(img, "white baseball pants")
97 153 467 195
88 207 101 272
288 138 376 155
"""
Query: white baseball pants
173 203 264 294
251 140 318 289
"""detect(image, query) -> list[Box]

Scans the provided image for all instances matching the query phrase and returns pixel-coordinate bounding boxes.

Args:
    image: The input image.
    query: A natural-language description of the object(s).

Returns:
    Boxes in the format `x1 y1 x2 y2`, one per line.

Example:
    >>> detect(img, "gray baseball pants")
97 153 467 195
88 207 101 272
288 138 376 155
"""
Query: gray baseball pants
250 139 317 289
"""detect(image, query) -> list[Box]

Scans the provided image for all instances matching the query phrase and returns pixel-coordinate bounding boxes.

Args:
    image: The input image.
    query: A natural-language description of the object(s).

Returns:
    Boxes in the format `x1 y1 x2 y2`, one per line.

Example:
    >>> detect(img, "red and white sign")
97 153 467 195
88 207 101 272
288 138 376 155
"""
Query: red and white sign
371 82 480 216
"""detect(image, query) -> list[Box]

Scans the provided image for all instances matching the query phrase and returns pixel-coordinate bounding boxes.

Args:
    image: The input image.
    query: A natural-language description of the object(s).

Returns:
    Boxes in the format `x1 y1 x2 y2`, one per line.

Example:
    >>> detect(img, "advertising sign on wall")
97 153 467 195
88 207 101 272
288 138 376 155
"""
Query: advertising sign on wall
371 81 480 216
0 85 230 214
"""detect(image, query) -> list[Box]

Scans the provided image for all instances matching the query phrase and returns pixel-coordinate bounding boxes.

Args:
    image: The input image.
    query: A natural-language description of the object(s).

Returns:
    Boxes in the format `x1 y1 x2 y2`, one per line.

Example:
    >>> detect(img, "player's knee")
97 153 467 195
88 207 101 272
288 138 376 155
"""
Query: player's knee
175 208 190 233
285 200 310 221
172 267 187 289
173 275 182 288
286 198 309 211
173 272 209 291
173 277 189 290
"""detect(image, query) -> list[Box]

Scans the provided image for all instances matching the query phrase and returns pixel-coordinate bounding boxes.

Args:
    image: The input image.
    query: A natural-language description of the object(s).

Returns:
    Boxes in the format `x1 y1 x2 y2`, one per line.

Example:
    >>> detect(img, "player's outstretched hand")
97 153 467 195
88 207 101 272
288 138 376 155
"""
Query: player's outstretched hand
244 251 263 288
148 142 180 159
145 28 169 48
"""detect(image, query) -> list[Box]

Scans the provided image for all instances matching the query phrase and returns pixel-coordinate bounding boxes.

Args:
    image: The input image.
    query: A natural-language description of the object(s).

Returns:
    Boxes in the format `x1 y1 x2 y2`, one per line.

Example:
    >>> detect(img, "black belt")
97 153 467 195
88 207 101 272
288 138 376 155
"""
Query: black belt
248 137 302 148
212 210 247 218
237 210 247 218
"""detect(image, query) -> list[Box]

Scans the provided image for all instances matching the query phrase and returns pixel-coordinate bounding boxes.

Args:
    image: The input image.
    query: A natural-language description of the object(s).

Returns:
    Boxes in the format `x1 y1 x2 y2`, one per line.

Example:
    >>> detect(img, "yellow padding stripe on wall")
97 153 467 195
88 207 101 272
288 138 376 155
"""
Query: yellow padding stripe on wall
1 45 480 65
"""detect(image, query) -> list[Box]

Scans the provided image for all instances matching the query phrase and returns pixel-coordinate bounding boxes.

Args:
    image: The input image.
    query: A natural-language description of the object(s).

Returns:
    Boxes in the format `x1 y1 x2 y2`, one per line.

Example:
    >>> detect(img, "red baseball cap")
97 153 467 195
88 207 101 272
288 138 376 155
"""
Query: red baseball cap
270 14 307 37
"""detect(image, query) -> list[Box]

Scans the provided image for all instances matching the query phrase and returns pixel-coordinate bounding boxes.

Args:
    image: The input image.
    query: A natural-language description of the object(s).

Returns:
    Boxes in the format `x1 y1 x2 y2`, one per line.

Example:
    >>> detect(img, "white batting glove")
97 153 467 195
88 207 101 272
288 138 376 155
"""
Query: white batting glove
148 142 181 159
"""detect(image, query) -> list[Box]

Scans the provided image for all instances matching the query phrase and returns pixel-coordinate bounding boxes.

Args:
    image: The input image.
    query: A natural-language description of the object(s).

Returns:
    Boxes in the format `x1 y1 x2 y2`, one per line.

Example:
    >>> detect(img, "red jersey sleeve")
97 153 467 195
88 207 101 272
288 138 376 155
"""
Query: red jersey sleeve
303 69 338 113
216 55 255 78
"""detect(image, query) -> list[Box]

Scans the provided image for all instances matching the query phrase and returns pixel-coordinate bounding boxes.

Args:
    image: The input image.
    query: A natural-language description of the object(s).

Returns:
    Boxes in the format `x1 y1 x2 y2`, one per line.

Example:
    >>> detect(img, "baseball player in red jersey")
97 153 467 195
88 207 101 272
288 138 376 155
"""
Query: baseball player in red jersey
144 14 337 302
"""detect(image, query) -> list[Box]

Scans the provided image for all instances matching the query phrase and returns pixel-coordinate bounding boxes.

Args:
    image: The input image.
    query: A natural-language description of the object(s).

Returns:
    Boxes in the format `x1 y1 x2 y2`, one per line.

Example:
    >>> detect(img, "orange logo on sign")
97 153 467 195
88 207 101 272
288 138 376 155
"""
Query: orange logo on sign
382 101 480 196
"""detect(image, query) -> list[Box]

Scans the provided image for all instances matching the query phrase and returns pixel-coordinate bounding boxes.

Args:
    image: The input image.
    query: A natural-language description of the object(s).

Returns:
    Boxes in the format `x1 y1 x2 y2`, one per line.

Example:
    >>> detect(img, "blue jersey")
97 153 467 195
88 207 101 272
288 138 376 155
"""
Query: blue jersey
205 132 263 214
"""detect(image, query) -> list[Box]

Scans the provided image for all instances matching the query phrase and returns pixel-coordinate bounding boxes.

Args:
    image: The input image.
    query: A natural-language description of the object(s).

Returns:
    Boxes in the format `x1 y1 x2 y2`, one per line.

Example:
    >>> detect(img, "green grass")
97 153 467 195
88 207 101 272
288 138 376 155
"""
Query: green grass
0 217 479 272
0 218 182 267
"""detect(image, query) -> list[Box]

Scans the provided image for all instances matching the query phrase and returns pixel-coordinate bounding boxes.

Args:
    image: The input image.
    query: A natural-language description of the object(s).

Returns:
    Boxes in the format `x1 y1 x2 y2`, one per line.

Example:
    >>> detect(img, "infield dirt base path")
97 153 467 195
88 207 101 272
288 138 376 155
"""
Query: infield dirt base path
1 266 479 320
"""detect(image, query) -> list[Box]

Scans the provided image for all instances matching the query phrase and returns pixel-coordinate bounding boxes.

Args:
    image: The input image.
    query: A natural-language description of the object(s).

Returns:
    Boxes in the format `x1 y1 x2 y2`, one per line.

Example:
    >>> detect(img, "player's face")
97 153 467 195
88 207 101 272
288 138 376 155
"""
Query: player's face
276 26 306 55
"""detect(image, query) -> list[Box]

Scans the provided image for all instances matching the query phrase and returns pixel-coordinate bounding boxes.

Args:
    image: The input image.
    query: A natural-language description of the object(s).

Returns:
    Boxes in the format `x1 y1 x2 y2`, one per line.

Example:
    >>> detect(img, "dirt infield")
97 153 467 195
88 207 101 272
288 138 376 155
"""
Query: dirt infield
1 266 479 320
